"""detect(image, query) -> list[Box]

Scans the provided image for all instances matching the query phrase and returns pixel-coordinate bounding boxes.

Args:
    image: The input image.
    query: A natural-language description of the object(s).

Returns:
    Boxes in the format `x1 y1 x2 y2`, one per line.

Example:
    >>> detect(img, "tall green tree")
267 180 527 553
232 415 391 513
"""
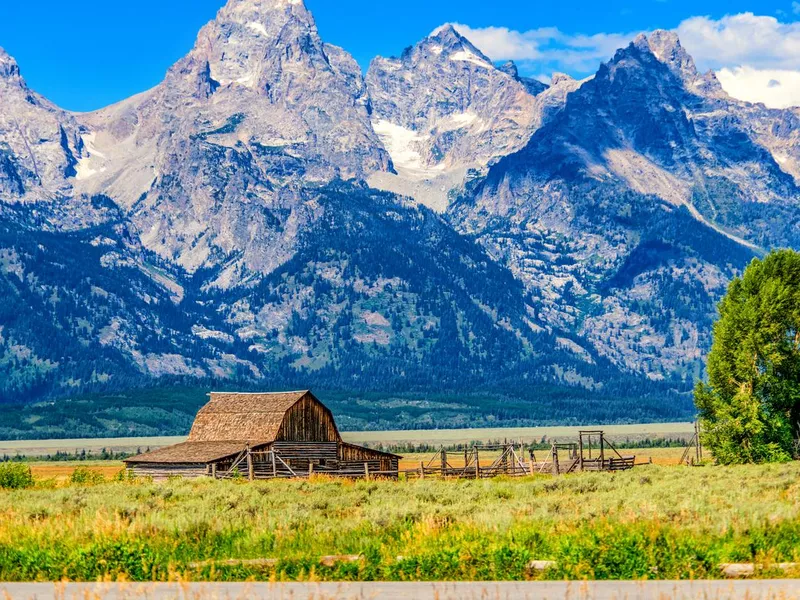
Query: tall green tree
695 250 800 464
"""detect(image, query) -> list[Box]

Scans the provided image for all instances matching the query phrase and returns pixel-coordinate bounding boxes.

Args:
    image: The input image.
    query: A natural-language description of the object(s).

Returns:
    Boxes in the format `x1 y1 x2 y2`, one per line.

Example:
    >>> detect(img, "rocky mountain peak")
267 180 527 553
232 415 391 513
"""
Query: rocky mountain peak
499 60 548 97
219 0 310 17
631 30 699 84
421 24 493 64
499 60 520 78
69 0 390 280
0 47 21 82
550 72 576 86
177 0 322 93
366 25 538 211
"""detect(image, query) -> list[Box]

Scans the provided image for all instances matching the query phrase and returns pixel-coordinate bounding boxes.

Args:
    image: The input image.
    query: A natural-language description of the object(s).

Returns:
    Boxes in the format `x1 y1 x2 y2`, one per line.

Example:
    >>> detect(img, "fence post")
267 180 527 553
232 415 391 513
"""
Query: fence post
309 462 314 477
247 448 254 481
211 462 217 479
552 445 560 475
475 448 480 479
600 434 606 471
419 461 425 479
364 463 370 480
695 421 701 462
271 451 277 478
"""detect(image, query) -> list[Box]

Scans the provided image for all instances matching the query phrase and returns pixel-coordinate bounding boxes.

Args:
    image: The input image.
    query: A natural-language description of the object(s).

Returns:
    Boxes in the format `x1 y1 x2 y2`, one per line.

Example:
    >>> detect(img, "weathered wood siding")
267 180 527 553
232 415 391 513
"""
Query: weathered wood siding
275 394 341 443
339 443 399 474
272 441 339 469
130 463 208 480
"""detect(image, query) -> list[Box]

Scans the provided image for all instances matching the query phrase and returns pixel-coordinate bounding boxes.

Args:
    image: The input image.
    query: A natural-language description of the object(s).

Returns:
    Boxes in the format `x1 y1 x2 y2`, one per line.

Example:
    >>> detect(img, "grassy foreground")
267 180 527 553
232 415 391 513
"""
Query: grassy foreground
1 463 800 582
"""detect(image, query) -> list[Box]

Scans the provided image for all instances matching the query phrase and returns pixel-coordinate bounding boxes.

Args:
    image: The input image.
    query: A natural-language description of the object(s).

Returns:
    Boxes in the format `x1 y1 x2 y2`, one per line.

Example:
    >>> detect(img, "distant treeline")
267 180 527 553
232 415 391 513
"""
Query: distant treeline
1 448 142 463
366 437 693 455
0 382 696 441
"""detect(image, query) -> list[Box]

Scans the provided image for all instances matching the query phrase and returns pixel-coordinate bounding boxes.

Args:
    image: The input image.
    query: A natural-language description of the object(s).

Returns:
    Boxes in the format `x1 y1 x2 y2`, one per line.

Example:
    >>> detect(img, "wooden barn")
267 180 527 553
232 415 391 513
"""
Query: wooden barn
125 391 400 480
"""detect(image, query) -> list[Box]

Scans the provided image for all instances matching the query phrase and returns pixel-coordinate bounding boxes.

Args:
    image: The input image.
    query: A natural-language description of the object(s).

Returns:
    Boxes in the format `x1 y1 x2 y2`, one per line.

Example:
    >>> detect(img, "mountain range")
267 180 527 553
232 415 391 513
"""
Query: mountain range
2 0 798 437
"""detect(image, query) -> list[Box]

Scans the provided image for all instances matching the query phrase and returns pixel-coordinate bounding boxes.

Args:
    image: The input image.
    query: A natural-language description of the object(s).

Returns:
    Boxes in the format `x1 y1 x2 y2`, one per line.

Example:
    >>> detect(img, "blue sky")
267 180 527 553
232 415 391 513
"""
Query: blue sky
1 0 799 111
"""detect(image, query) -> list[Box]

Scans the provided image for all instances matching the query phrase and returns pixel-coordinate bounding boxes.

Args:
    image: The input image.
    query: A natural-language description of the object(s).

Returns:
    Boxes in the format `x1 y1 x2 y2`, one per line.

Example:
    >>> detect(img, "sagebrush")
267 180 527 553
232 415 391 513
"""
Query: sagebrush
1 463 799 582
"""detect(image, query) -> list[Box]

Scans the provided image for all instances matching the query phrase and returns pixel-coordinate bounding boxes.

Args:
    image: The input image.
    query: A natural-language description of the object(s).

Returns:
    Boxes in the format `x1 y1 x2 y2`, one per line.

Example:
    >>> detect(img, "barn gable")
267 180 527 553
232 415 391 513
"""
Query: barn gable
187 390 340 443
275 393 341 442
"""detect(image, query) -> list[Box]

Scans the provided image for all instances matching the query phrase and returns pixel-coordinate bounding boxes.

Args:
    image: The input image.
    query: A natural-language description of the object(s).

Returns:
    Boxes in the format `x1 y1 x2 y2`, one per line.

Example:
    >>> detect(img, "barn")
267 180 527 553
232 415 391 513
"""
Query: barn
125 391 401 479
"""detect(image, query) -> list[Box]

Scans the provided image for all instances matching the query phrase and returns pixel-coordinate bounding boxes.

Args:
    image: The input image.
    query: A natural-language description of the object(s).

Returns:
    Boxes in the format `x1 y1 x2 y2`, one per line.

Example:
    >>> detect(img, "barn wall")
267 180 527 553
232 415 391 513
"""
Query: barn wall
276 394 341 443
272 441 339 470
129 463 208 480
338 443 399 475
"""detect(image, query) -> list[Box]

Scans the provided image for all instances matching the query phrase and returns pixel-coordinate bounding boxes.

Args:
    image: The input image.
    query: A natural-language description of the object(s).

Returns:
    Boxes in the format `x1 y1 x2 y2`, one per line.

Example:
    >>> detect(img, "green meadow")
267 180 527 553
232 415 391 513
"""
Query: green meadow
1 462 799 582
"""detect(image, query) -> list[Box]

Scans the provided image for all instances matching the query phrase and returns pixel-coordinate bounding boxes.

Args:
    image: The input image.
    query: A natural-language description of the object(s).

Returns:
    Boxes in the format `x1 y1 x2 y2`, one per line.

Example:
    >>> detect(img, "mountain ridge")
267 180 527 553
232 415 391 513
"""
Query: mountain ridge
1 1 799 433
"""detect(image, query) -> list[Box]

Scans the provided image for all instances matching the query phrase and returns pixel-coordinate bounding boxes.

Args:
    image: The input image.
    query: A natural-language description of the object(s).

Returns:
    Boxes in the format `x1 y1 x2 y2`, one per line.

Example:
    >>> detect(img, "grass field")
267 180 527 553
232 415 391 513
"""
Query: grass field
0 423 696 458
2 461 800 582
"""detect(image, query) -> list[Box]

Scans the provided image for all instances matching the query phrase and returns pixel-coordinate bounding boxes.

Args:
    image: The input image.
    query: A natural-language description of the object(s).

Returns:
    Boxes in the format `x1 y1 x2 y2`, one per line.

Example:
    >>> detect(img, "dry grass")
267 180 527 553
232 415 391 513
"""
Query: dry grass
29 462 124 483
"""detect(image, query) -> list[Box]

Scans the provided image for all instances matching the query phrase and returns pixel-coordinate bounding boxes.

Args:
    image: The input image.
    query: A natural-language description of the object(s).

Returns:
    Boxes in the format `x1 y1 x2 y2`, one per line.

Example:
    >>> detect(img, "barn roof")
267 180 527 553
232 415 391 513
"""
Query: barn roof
125 441 252 464
187 390 314 443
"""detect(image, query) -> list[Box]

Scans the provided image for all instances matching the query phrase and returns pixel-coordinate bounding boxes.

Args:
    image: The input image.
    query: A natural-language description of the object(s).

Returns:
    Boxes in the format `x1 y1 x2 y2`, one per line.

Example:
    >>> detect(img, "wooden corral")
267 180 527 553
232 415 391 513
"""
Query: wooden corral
531 431 636 475
407 431 637 479
125 391 400 480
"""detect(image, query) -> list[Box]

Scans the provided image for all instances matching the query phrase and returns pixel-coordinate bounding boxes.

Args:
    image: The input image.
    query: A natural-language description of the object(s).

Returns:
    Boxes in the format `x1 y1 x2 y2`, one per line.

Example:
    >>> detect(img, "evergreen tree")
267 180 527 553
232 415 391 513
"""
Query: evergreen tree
695 250 800 464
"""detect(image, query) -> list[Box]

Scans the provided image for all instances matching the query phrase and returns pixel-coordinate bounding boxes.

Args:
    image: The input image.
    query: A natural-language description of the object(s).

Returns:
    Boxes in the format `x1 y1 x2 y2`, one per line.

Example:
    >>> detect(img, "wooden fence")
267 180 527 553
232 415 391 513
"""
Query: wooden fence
208 431 646 482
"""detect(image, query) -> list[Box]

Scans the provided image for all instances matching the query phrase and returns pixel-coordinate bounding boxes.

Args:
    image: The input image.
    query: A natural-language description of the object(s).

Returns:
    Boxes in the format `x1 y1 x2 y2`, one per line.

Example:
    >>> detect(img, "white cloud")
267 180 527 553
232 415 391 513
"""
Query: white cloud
676 13 800 71
449 23 638 74
716 66 800 108
675 13 800 107
447 24 548 61
793 1 800 14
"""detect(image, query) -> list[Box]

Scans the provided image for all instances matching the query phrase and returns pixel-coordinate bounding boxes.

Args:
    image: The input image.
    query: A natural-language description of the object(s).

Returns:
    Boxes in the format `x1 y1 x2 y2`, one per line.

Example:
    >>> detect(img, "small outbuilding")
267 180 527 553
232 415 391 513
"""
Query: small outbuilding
125 390 401 480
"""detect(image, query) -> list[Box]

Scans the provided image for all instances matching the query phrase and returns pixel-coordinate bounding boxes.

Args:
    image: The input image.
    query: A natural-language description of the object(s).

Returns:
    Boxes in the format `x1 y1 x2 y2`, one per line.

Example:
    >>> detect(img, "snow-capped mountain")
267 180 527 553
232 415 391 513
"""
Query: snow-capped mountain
70 0 392 285
3 0 800 432
365 25 540 212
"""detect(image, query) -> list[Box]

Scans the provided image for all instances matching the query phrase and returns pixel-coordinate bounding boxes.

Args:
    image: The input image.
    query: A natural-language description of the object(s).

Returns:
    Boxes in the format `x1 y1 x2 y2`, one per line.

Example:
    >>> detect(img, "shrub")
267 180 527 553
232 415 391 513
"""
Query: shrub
70 467 106 486
0 462 34 490
113 468 137 483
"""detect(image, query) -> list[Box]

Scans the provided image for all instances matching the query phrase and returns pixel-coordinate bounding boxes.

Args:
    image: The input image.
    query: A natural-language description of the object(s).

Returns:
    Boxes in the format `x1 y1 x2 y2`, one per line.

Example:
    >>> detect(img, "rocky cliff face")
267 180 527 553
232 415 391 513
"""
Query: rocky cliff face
365 25 540 212
449 31 800 380
0 48 83 202
70 0 391 285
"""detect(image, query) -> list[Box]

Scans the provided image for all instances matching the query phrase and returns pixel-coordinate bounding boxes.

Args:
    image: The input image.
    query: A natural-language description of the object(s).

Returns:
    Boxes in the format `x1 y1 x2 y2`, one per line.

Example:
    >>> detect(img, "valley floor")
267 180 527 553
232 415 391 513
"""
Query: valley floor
0 422 695 458
1 462 800 581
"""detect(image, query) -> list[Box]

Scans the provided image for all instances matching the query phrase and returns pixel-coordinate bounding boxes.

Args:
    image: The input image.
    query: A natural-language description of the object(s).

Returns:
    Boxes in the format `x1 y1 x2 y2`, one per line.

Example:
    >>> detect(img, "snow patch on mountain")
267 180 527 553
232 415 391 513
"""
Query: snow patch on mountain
450 49 490 67
372 120 428 173
246 21 268 36
74 133 107 181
